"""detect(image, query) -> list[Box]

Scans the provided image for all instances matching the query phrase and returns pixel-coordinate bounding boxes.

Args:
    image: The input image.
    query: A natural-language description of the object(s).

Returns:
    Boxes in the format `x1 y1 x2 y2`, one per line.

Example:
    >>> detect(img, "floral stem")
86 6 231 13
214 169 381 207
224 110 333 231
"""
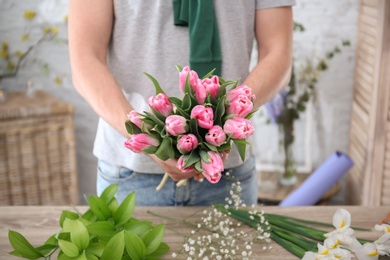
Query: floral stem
156 173 169 191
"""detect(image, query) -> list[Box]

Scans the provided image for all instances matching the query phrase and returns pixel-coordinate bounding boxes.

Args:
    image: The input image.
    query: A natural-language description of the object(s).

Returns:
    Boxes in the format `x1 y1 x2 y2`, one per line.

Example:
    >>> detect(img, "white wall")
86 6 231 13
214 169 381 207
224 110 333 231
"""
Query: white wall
0 0 359 204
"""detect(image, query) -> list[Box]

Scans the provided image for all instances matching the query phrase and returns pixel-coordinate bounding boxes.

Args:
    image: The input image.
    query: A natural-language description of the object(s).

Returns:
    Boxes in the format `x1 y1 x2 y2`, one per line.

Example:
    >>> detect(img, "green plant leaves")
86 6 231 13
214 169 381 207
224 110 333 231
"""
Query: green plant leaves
63 219 89 251
101 231 125 260
8 230 44 259
100 184 118 205
88 195 111 221
58 239 80 257
113 192 136 226
124 230 146 260
8 185 170 260
143 224 165 255
144 72 165 95
232 139 249 162
125 120 141 135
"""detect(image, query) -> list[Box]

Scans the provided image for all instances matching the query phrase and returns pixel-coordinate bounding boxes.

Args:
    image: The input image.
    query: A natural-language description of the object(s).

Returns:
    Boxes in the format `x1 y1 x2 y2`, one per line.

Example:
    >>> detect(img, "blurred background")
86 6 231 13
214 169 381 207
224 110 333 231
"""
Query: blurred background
0 0 388 206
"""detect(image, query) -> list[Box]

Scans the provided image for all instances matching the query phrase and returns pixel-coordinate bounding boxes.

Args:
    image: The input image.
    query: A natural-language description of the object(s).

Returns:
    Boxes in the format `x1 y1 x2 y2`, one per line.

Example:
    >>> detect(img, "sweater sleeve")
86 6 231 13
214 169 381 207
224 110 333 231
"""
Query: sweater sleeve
256 0 296 9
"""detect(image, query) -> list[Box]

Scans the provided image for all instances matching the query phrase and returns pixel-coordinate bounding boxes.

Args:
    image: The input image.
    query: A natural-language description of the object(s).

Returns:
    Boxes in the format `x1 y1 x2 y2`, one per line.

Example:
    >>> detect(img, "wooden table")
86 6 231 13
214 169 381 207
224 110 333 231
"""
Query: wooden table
0 206 388 259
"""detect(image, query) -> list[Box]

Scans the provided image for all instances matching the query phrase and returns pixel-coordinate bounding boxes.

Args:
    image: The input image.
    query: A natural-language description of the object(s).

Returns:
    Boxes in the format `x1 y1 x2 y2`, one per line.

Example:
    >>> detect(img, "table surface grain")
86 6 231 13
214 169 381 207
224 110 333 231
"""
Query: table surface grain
0 206 388 259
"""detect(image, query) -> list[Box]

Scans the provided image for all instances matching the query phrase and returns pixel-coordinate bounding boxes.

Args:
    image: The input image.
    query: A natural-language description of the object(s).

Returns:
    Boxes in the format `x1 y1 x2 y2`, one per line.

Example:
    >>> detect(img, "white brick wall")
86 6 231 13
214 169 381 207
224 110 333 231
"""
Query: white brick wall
0 0 359 203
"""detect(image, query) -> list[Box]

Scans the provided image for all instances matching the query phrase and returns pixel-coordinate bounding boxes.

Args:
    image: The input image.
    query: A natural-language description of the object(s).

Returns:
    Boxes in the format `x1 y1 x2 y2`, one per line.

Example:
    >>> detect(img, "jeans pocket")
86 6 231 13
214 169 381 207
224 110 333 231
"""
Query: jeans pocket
97 160 135 182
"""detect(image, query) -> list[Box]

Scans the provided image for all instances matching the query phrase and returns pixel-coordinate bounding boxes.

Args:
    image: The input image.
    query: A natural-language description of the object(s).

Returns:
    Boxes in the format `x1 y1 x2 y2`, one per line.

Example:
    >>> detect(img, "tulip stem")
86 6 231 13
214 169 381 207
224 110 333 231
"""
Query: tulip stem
156 173 169 191
176 179 188 187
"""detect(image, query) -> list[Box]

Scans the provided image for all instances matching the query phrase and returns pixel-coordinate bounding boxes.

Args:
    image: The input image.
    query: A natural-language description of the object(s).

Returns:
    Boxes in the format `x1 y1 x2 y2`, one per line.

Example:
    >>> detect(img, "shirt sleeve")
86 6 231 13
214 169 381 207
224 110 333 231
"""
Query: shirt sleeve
256 0 296 9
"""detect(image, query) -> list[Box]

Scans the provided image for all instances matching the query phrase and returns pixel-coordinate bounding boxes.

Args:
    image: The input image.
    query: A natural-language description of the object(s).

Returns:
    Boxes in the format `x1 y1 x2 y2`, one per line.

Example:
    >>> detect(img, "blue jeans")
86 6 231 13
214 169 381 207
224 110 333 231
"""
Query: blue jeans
96 156 258 206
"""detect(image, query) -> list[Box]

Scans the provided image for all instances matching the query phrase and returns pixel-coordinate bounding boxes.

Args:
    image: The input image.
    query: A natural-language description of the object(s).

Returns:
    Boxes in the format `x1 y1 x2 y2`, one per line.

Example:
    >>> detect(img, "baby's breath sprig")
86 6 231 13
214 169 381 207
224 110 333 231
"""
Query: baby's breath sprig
171 181 272 260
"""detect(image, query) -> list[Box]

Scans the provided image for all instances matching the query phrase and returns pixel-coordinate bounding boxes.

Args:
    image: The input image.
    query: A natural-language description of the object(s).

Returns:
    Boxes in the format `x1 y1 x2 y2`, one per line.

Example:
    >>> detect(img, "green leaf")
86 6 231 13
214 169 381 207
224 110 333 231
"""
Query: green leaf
87 222 116 237
60 210 80 228
124 220 153 237
143 111 165 126
189 118 202 142
214 95 226 125
81 209 96 222
86 254 98 260
232 139 247 162
58 253 75 260
86 254 99 260
125 120 141 135
216 142 231 152
216 83 227 99
144 72 165 95
113 192 136 226
142 145 159 154
194 161 203 172
149 106 167 123
154 137 175 161
182 93 192 111
108 198 119 214
65 219 89 250
57 232 71 241
8 230 44 259
35 243 58 255
143 224 165 255
169 97 182 107
199 150 209 163
44 234 58 246
101 231 125 260
86 243 105 257
204 142 217 152
271 226 317 252
270 232 306 258
202 68 216 79
124 231 146 260
245 108 258 120
147 242 169 257
78 251 88 260
183 150 200 168
100 184 118 205
175 64 183 72
88 196 111 221
58 239 80 257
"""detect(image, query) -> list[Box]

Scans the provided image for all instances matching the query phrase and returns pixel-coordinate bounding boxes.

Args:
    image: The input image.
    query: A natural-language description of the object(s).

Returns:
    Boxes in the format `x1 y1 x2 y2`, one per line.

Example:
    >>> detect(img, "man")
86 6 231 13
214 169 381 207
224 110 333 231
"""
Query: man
68 0 294 206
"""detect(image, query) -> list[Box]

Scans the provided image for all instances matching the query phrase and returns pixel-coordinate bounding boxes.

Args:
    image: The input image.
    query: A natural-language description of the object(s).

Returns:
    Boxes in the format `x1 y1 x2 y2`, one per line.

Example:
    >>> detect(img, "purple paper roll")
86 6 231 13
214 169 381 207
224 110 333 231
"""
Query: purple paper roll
279 151 354 206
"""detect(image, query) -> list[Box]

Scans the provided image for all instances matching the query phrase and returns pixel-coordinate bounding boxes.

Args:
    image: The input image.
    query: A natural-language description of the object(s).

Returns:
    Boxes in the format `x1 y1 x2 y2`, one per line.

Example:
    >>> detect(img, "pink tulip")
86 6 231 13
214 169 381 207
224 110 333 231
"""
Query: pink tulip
127 110 152 129
226 85 256 103
179 66 199 92
195 83 207 104
148 93 173 117
201 75 220 98
165 115 188 136
190 105 214 129
124 133 160 153
223 117 255 139
205 125 226 147
201 151 223 184
177 155 195 174
226 95 254 117
177 134 198 154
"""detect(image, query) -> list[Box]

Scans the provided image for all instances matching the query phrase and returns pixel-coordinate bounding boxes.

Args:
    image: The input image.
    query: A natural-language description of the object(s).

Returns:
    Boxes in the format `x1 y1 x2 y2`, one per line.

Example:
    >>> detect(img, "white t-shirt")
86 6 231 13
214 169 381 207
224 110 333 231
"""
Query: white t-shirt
93 0 296 173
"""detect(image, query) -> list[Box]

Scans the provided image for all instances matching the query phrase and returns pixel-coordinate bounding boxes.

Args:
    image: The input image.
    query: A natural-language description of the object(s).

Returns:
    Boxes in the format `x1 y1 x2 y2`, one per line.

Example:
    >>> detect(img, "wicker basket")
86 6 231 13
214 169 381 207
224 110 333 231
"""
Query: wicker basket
0 90 78 205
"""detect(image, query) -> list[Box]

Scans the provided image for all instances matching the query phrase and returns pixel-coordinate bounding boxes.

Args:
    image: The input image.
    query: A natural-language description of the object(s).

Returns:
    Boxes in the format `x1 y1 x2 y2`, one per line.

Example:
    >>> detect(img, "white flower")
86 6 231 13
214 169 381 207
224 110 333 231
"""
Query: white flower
325 208 354 238
374 224 390 234
329 247 352 260
374 233 390 255
354 243 379 260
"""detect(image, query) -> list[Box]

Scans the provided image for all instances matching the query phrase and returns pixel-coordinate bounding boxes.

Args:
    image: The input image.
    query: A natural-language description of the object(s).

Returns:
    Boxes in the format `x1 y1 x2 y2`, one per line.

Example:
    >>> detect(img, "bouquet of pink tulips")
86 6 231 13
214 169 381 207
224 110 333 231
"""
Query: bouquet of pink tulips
124 65 257 189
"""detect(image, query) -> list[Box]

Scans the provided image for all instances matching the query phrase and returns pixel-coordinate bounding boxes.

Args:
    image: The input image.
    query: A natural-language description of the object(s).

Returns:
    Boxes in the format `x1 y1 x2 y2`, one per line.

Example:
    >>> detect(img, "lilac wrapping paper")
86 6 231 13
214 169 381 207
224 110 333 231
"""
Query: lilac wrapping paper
279 151 354 206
